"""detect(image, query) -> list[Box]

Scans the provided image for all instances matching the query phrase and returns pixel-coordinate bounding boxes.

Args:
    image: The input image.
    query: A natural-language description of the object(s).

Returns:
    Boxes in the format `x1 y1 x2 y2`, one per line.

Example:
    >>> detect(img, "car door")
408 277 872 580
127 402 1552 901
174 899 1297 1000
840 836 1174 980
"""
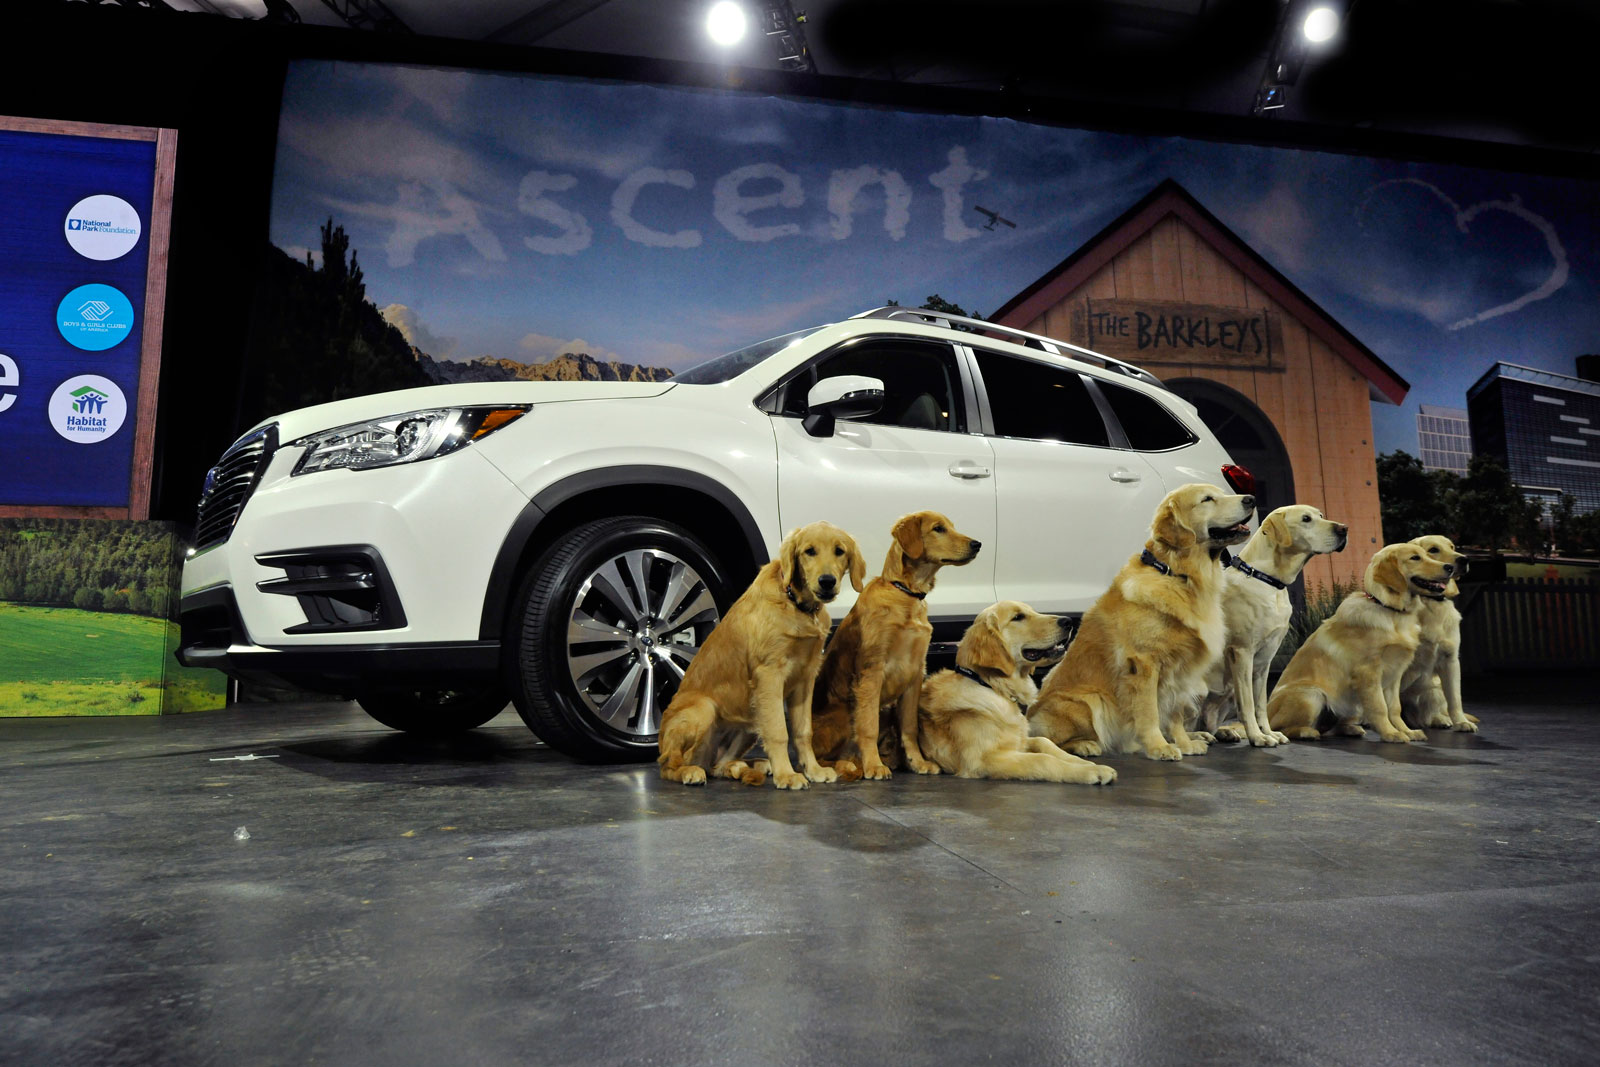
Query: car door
964 345 1169 614
766 336 997 619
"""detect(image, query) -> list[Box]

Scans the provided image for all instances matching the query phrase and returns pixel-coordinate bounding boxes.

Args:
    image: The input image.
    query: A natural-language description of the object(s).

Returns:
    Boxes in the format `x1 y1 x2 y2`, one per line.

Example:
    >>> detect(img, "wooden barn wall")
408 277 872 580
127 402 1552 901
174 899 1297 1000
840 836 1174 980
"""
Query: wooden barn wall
1023 214 1383 590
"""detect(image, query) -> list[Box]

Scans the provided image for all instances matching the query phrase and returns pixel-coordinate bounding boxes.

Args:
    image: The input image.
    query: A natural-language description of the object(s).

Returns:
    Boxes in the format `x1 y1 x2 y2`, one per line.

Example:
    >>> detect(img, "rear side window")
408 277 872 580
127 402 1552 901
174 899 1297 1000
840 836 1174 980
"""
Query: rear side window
972 349 1109 447
1098 380 1197 451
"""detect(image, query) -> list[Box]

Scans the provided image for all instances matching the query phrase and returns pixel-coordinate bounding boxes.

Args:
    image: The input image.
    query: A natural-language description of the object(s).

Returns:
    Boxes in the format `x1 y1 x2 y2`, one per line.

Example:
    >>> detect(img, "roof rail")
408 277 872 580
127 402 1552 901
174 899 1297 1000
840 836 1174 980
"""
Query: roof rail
850 306 1166 389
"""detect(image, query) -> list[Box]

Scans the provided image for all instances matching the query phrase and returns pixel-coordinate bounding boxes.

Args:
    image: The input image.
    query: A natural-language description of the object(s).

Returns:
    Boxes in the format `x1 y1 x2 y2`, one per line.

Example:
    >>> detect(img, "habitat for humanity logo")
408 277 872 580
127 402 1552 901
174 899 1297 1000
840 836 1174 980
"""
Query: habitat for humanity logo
49 374 127 443
64 194 142 260
56 283 134 351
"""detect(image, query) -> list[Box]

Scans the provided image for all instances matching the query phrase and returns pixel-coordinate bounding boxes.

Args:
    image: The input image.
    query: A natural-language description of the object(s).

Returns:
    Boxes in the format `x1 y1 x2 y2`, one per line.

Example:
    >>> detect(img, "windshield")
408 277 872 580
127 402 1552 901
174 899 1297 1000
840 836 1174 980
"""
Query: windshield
671 327 825 384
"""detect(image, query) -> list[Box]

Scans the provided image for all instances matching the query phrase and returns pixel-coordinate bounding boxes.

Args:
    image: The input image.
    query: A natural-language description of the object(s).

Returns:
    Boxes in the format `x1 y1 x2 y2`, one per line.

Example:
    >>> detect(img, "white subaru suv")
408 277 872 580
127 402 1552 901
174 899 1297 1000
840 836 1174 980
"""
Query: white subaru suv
178 307 1242 760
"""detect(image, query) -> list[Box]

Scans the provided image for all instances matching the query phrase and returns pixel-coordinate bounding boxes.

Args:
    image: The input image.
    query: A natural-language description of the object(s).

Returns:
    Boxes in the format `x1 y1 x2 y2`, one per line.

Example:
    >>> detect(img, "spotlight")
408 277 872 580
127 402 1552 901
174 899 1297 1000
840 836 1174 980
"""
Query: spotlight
1302 6 1339 43
707 1 747 47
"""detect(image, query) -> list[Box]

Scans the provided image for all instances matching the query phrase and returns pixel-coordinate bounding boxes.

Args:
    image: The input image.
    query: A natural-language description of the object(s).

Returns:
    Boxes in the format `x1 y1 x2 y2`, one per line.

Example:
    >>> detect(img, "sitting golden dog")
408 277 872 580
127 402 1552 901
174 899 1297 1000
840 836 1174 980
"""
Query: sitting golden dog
1197 504 1348 747
1266 542 1452 743
1400 534 1477 733
919 601 1115 784
1029 483 1255 761
657 521 864 789
811 511 981 779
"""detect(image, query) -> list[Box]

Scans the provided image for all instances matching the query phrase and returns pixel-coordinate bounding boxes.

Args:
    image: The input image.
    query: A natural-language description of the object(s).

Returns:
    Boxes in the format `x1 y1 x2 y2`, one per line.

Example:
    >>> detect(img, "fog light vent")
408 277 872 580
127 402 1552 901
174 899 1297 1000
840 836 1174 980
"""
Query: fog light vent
255 546 407 634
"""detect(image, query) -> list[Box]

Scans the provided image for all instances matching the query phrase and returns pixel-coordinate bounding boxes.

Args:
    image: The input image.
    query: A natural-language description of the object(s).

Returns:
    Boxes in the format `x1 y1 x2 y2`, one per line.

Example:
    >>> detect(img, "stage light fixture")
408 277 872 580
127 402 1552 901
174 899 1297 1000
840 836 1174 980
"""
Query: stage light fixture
1302 6 1339 43
707 2 748 47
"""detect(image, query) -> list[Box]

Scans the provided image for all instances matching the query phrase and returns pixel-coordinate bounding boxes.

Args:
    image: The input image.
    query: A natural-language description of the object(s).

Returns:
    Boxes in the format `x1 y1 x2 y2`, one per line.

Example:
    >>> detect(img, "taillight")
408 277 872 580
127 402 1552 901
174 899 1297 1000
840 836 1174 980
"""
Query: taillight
1222 464 1256 495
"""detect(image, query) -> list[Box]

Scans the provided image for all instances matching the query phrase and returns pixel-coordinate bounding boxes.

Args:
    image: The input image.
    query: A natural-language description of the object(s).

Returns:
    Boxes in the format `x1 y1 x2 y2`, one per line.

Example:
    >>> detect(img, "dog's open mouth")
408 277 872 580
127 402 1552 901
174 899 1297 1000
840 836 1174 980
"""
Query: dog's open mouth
1411 576 1447 594
818 587 838 602
1023 640 1069 662
1208 522 1251 544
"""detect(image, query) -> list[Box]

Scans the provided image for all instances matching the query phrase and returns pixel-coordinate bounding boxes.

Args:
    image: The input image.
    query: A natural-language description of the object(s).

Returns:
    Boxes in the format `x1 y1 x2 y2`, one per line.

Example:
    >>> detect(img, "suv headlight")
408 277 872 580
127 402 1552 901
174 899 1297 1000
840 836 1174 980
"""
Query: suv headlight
291 406 530 475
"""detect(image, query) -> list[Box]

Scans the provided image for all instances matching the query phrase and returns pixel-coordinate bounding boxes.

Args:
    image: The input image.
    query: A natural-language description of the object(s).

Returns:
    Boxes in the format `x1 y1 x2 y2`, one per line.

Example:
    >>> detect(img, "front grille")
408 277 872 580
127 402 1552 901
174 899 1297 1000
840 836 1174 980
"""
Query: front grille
194 425 278 549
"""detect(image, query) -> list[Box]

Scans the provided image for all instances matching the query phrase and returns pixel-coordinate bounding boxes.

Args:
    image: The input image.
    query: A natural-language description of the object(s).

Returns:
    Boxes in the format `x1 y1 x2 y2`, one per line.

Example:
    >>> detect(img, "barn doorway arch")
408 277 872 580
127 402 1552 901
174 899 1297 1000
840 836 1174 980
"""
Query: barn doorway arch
1166 378 1296 521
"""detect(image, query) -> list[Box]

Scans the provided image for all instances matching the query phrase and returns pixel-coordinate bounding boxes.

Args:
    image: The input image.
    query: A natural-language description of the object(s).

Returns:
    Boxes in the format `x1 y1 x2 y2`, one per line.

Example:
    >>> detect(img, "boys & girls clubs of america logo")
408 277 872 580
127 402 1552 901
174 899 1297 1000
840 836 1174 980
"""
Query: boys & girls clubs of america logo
56 283 135 352
49 375 127 443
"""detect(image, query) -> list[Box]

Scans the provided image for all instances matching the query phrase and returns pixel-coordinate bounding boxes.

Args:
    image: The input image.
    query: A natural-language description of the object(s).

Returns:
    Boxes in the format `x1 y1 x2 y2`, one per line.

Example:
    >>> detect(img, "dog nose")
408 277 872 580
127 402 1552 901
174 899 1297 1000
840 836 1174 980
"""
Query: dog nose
1057 616 1074 632
1442 563 1455 575
1240 495 1256 510
817 573 836 589
968 540 982 552
1335 524 1348 534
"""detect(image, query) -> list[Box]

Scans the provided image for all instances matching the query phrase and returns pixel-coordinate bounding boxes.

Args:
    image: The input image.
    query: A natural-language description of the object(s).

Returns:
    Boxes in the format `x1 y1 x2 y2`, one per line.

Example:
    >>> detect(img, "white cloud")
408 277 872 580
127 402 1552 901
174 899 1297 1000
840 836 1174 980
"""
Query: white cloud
381 304 457 359
1234 184 1311 273
518 332 624 363
326 180 508 267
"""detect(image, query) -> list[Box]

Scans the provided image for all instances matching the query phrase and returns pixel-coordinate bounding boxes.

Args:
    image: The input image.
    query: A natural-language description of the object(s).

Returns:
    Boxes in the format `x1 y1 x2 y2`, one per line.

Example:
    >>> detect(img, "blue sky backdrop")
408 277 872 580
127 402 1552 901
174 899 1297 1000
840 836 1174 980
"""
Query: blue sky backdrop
271 60 1599 456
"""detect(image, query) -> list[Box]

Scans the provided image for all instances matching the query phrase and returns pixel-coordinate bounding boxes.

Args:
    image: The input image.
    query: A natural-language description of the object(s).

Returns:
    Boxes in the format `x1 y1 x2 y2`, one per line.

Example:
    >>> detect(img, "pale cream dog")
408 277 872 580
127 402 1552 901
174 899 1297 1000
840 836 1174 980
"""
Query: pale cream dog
918 601 1114 784
1028 483 1255 761
1196 505 1348 747
1400 534 1477 733
1266 543 1452 743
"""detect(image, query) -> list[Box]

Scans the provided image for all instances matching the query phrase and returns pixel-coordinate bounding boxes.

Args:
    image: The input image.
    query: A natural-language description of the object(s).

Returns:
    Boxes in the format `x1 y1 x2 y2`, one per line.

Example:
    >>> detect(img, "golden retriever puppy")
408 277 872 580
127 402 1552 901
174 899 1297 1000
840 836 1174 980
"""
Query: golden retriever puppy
1197 505 1348 747
656 521 864 789
919 601 1115 784
1400 534 1476 733
1266 543 1452 743
811 511 981 779
1028 483 1255 761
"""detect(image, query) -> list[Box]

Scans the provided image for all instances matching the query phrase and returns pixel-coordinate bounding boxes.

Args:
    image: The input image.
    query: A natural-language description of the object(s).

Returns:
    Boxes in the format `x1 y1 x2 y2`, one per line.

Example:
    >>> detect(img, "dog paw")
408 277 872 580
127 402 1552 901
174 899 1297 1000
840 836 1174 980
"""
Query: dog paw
1213 725 1246 743
739 766 768 787
1332 722 1367 738
1451 720 1479 733
1376 731 1411 744
1064 740 1103 757
773 771 809 790
1423 714 1451 729
862 763 893 781
1407 728 1427 742
1091 764 1117 785
1192 731 1216 744
1145 742 1184 761
679 766 707 786
1177 738 1209 756
1249 733 1280 748
805 766 838 784
1270 730 1290 744
1281 726 1321 741
907 757 941 775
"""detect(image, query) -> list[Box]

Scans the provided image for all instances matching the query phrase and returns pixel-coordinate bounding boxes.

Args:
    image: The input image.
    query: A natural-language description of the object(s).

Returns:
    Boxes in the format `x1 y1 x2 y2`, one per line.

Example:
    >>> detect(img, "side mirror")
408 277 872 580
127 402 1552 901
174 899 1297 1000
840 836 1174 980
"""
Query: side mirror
803 375 884 437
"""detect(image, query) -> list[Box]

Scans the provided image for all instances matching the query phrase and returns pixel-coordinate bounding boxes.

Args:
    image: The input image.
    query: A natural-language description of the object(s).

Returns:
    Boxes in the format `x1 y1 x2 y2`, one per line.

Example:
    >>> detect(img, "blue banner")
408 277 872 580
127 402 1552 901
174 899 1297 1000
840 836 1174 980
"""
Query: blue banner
0 128 156 508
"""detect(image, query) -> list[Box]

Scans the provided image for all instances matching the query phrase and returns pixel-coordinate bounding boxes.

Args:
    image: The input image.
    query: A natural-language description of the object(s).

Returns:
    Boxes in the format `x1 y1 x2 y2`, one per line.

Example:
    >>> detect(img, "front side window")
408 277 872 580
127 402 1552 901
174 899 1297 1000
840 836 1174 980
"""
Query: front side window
778 339 964 433
972 349 1109 447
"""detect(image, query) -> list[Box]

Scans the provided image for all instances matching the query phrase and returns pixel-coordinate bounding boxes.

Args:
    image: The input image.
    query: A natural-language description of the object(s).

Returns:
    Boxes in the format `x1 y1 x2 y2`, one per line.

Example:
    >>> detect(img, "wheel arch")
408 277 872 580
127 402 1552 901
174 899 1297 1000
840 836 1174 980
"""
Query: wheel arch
478 465 769 641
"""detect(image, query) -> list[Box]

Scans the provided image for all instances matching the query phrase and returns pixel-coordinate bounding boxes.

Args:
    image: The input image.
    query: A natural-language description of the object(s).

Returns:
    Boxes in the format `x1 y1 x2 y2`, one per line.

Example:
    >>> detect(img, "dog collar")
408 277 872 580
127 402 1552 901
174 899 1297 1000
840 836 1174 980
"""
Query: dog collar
891 580 927 600
1140 548 1188 582
784 585 820 615
1363 592 1406 613
1220 549 1289 590
952 666 1027 714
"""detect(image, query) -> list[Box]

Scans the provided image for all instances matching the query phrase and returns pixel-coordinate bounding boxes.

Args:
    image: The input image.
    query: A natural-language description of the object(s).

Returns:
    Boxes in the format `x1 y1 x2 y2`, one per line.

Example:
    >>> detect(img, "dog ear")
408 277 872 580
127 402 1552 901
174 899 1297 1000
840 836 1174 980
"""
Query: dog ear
1367 548 1408 610
964 611 1016 674
842 529 866 592
777 527 801 590
1152 499 1194 549
891 512 925 561
1445 577 1460 598
1262 512 1292 548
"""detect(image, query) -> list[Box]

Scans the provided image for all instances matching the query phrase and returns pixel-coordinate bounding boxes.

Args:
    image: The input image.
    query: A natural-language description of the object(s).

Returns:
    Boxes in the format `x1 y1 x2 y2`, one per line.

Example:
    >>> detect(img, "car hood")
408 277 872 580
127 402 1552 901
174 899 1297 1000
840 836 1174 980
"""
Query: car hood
242 380 679 443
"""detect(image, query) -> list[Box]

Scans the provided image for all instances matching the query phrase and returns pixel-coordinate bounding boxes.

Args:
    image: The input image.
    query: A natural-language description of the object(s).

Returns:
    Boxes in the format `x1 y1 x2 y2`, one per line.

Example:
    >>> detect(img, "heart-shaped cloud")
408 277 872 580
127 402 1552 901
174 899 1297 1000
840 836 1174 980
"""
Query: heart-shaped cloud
1358 178 1569 331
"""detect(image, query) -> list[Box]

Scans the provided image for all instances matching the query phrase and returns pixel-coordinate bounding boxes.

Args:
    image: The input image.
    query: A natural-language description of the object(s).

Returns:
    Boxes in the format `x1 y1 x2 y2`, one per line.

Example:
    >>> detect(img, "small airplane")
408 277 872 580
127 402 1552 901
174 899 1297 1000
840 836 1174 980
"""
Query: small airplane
974 205 1017 231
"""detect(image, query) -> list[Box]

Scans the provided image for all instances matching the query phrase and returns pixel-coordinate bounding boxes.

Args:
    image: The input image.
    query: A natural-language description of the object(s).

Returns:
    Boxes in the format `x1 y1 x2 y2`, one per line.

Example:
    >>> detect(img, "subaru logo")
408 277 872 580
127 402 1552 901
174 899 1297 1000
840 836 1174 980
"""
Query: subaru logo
200 465 219 502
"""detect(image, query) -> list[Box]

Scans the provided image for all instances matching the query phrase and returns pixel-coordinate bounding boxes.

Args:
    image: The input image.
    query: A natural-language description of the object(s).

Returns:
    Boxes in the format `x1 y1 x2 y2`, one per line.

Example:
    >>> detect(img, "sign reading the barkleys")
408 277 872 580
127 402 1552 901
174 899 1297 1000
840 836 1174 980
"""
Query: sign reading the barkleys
1068 297 1283 370
0 118 172 513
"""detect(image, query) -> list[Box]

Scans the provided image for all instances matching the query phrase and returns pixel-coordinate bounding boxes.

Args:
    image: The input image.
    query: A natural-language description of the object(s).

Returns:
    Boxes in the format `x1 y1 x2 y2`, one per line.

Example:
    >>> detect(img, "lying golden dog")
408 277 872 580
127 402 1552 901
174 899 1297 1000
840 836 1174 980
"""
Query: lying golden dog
657 521 864 788
1266 542 1452 743
811 511 981 779
1029 483 1255 761
1400 534 1477 733
919 601 1114 784
1197 505 1347 747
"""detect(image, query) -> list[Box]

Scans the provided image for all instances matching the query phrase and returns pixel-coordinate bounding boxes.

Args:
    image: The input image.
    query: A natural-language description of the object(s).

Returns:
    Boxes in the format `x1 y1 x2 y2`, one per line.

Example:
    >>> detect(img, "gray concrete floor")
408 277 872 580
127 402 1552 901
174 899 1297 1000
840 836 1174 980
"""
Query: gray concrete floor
3 679 1599 1067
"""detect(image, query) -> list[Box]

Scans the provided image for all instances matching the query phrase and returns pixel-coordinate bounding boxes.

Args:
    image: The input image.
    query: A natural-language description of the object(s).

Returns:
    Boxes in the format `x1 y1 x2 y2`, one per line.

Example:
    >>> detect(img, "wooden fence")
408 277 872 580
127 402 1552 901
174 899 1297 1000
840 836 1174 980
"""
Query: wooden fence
1458 578 1600 673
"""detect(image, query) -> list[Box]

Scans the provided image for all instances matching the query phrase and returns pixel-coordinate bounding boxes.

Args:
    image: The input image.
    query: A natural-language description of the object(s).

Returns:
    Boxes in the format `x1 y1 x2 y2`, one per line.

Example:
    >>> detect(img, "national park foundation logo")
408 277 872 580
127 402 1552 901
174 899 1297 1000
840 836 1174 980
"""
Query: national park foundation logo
64 194 142 261
49 375 127 443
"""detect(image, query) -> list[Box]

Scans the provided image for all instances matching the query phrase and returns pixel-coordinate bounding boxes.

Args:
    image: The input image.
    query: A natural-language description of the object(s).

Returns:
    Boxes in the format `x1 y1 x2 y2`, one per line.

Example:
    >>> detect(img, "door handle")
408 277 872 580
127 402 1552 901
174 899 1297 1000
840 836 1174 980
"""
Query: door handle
1109 467 1142 483
948 462 992 479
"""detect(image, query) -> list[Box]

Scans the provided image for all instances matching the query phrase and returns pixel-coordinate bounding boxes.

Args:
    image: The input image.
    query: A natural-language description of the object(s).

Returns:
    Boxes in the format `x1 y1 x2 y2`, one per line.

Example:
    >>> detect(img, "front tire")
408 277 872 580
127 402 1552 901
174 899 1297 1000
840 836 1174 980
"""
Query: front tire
504 516 734 762
355 686 510 736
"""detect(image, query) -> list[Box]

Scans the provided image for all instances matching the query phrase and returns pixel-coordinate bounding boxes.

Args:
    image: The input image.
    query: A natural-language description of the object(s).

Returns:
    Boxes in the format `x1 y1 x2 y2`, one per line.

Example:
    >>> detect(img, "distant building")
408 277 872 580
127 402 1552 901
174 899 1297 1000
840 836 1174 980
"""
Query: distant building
1416 404 1471 474
1467 362 1600 514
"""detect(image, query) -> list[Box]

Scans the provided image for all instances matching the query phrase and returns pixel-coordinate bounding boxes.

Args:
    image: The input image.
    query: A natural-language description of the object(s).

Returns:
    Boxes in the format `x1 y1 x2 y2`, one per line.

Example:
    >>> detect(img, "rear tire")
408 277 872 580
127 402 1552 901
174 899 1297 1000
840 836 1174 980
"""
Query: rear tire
504 516 734 762
355 687 510 736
